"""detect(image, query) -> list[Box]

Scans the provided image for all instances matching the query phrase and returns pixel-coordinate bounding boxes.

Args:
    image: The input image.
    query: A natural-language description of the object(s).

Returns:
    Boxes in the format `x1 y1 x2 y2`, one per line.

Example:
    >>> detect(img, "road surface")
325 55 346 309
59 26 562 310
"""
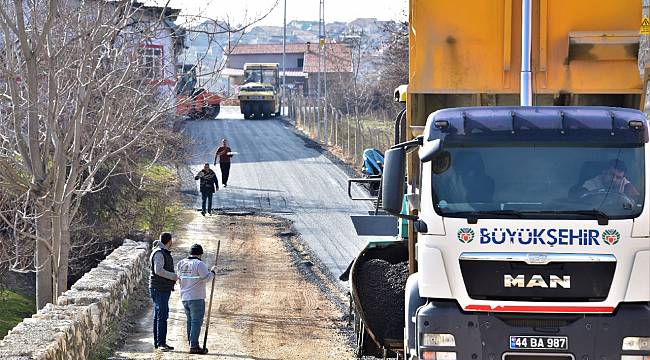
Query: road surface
112 211 353 359
179 106 373 281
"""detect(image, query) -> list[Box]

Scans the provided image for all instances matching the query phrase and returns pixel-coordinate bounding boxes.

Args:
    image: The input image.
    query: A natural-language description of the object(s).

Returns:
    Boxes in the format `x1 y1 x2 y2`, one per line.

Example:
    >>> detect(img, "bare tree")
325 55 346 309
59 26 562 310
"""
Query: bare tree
175 1 280 94
0 0 178 308
372 20 408 113
320 20 409 124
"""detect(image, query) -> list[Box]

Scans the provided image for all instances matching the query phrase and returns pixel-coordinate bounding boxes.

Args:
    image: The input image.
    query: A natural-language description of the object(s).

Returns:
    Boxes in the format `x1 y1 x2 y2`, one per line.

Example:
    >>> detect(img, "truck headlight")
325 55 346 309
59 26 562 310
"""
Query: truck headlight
623 337 650 351
422 351 456 360
422 333 456 347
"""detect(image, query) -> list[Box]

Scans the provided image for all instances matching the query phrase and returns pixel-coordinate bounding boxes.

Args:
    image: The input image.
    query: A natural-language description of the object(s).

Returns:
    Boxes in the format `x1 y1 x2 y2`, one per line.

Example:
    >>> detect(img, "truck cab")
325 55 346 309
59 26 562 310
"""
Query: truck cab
381 106 650 359
345 1 650 359
238 63 281 119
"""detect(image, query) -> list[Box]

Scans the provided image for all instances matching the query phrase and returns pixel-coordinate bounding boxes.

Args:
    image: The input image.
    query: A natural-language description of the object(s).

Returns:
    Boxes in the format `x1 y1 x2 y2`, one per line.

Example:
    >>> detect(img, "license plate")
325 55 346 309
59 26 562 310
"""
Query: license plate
509 336 568 350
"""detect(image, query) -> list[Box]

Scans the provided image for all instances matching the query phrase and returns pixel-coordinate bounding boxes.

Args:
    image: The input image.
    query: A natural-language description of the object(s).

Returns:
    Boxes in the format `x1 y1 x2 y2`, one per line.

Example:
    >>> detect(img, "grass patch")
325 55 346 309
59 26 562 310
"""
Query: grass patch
136 164 185 235
359 117 393 132
0 290 35 339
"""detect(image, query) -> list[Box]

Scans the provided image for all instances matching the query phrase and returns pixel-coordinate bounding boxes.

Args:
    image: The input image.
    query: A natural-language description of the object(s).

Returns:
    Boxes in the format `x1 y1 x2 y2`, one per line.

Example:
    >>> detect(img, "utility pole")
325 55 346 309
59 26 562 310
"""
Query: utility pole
282 0 287 115
322 0 328 145
227 28 231 96
316 0 324 143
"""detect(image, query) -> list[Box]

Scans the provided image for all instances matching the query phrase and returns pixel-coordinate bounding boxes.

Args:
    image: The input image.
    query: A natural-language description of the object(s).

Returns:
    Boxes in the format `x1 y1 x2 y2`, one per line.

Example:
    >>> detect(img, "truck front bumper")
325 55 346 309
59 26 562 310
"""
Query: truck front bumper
415 301 650 360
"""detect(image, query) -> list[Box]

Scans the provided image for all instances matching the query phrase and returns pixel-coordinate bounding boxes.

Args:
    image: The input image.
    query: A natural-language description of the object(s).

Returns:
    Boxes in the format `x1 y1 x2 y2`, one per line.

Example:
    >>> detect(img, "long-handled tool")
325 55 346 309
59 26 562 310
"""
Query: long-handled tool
202 240 220 352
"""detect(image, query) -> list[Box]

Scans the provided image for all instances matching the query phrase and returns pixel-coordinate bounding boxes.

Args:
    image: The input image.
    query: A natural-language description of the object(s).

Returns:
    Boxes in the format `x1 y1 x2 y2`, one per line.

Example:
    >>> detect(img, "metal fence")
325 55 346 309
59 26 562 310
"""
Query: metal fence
289 96 395 166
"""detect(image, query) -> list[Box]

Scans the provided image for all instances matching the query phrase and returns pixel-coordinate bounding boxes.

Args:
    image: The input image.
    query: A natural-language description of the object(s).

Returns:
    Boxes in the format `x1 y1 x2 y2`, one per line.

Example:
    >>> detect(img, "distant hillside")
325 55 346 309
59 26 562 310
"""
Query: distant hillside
181 17 398 64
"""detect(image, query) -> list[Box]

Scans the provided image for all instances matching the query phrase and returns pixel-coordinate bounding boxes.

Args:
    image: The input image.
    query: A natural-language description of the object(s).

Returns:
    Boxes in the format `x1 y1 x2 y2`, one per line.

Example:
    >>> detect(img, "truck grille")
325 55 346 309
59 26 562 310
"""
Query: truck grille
459 258 615 302
497 315 579 328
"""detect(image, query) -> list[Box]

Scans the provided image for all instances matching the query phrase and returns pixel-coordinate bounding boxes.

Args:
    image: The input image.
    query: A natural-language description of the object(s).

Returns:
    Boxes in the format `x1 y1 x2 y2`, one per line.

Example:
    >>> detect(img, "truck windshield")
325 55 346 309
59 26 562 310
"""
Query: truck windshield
431 145 645 219
176 73 196 96
243 69 277 87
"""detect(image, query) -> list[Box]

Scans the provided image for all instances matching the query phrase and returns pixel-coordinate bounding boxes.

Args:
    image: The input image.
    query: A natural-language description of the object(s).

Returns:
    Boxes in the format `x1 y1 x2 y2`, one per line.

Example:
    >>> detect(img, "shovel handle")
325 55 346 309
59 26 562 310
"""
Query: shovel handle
202 240 220 350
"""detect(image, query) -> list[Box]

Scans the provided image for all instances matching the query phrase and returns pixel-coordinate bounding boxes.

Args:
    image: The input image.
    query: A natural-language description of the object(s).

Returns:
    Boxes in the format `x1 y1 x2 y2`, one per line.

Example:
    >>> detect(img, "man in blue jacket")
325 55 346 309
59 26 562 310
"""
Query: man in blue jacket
177 243 215 354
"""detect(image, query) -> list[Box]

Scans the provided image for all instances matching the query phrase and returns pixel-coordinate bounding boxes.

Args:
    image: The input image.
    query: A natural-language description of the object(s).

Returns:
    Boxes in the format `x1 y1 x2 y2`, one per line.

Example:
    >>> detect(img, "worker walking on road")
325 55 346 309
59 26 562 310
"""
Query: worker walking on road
214 138 233 187
195 163 219 216
176 244 216 355
149 232 178 352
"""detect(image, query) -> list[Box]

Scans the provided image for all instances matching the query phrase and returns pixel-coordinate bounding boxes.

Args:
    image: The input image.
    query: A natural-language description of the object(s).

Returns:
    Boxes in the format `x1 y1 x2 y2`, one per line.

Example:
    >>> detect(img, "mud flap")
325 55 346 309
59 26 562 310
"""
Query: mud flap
405 272 425 358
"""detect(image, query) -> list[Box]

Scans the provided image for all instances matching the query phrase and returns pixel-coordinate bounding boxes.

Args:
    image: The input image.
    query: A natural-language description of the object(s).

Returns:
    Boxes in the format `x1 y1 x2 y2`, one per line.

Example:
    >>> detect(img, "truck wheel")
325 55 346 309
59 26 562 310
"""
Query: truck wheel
206 105 220 119
195 110 207 119
241 103 251 118
253 103 262 118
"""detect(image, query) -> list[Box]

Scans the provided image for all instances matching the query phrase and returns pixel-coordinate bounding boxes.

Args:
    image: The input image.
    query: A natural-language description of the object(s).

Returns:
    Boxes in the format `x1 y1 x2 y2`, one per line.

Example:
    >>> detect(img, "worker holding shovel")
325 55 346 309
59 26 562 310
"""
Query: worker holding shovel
176 244 215 354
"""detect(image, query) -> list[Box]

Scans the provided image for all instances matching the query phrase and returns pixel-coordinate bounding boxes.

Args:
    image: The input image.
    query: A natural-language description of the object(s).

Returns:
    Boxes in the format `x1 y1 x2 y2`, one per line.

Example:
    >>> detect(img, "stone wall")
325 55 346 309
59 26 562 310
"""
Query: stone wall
0 240 149 360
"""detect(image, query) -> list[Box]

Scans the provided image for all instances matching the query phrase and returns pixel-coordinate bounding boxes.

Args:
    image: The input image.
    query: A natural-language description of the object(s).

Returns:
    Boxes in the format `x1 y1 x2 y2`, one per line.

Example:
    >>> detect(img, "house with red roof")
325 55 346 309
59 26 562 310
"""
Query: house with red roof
222 42 353 96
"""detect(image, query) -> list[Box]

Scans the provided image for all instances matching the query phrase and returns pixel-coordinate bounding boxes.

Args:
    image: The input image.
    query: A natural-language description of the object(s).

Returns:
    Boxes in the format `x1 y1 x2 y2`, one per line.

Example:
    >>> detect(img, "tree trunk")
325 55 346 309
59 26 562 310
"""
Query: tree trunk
54 204 71 298
57 226 70 296
35 208 53 309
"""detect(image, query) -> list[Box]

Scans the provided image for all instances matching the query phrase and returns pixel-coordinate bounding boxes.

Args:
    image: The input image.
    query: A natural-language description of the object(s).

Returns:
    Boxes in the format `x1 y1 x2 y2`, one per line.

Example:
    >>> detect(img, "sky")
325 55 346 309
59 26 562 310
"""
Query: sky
146 0 408 27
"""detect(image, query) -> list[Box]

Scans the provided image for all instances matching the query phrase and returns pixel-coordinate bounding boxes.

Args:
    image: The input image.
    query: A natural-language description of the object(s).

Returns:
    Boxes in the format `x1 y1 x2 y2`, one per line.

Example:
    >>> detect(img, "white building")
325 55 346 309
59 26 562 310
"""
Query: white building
130 2 186 102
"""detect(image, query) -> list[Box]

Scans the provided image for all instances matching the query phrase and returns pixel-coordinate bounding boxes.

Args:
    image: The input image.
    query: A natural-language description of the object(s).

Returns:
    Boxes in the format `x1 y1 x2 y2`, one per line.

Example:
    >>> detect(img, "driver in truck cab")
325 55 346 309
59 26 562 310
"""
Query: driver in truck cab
580 159 641 199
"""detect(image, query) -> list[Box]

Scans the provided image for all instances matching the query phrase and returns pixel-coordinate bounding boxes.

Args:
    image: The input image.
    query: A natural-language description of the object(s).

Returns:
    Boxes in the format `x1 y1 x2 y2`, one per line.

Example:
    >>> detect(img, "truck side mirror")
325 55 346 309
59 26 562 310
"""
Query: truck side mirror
382 147 407 215
419 139 442 162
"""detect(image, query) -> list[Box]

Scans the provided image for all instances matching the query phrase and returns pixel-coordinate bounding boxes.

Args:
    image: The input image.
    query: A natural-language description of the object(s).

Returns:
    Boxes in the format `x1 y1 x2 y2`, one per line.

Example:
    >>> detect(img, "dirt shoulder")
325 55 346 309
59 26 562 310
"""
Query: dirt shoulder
112 210 353 359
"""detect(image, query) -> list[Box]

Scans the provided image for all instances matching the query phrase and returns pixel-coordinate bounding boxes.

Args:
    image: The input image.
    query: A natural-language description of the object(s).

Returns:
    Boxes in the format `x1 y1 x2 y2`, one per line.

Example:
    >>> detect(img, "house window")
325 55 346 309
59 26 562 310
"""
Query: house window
297 58 304 68
139 45 163 80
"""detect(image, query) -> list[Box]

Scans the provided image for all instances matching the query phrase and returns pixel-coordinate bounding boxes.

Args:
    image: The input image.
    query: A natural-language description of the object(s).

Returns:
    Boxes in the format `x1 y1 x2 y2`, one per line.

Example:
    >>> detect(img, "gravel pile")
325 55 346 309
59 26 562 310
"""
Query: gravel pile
356 259 408 341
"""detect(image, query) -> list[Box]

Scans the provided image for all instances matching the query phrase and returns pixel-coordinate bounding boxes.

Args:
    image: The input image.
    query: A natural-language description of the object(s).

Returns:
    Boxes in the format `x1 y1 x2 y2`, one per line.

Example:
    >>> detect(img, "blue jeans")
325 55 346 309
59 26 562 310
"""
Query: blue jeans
183 299 206 349
201 192 213 213
150 288 171 347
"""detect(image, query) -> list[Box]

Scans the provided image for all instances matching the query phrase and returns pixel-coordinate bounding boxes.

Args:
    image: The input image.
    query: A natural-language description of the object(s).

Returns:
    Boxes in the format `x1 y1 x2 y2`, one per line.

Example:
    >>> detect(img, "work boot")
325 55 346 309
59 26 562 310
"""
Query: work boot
201 211 205 216
189 347 208 354
159 344 174 352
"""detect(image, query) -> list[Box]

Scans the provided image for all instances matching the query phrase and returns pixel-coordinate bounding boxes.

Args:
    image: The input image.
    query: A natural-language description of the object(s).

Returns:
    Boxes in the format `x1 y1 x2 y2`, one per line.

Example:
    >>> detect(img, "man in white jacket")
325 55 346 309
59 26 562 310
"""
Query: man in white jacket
176 244 215 354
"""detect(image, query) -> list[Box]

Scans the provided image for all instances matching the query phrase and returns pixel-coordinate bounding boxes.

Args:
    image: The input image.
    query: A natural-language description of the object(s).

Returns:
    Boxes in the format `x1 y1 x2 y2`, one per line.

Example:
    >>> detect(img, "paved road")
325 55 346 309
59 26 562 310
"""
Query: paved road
179 106 373 281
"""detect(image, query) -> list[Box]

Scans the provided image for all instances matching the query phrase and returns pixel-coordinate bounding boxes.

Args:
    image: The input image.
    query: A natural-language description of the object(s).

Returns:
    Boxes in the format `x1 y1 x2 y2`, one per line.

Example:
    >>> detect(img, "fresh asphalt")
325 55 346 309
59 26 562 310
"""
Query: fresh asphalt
179 106 375 282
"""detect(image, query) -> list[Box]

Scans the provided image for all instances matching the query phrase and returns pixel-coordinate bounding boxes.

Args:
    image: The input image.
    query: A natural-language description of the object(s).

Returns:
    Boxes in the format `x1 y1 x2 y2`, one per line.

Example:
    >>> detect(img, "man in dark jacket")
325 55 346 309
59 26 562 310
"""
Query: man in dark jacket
214 138 234 187
195 163 219 216
149 232 179 351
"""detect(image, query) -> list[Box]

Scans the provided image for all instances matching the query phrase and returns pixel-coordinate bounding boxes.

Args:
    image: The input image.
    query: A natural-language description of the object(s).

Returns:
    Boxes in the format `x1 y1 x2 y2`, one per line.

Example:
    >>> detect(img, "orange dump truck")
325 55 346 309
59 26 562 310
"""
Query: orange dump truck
347 1 650 360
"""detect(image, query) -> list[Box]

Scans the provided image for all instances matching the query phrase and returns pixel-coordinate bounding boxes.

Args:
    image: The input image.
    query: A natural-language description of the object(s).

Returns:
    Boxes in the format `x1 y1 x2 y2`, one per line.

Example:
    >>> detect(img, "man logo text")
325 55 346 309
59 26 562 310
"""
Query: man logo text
504 274 571 288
